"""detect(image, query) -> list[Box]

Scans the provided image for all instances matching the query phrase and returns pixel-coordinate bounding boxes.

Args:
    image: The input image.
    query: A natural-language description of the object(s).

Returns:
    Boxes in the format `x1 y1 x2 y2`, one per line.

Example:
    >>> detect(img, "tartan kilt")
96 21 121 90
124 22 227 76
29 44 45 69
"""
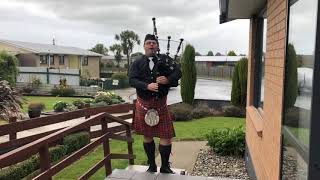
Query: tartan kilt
133 96 175 139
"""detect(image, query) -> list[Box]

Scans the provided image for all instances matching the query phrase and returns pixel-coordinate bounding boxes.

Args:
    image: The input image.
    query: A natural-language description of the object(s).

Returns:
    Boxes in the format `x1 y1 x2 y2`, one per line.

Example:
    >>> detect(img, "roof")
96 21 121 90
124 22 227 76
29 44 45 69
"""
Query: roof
0 39 103 56
219 0 266 23
101 55 115 60
195 56 245 62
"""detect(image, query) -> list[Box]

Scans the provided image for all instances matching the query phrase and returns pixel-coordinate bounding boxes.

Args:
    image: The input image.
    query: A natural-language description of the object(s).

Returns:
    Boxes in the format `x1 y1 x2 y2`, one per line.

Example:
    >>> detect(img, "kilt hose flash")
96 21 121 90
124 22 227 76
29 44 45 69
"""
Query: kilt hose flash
133 96 175 139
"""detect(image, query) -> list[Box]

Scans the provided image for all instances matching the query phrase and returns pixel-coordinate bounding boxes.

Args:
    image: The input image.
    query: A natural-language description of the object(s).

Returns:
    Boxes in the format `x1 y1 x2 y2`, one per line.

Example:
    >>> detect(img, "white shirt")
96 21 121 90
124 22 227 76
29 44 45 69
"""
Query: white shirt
148 57 154 70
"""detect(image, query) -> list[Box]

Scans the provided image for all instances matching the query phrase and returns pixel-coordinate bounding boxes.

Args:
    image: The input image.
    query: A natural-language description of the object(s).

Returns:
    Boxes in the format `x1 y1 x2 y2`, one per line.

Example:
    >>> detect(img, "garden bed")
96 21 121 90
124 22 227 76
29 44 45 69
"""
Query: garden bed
191 148 249 179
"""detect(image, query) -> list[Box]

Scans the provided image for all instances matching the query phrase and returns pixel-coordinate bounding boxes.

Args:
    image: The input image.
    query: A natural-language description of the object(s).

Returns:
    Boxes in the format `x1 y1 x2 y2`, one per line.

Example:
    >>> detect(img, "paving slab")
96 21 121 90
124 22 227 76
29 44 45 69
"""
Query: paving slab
155 141 208 173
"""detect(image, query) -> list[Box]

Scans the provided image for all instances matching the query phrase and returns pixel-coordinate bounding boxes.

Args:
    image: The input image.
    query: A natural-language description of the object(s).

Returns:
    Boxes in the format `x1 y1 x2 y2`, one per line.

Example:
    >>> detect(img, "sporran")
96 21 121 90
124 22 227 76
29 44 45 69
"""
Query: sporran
144 109 159 126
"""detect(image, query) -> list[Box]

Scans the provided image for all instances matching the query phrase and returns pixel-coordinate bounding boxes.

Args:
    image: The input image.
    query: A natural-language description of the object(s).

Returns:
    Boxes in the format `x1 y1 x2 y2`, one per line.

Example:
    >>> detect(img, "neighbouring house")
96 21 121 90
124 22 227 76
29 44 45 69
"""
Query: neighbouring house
220 0 319 179
195 55 244 78
101 55 126 68
0 39 102 85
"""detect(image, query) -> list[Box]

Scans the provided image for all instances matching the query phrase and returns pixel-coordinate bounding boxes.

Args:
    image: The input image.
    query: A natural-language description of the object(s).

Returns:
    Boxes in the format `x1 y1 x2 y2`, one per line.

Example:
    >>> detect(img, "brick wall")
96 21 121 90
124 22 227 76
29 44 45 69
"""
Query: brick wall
246 0 288 179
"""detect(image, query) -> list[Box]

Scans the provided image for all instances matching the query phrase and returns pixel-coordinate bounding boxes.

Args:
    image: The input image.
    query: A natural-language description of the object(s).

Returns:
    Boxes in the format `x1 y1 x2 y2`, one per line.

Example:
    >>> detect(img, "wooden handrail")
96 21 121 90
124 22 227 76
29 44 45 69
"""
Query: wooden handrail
0 103 135 180
0 103 133 136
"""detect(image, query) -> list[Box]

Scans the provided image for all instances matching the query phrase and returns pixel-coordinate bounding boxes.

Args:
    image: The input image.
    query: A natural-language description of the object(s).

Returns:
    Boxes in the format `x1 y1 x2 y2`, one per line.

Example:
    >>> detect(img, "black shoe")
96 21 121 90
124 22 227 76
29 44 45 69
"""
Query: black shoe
147 163 157 173
160 164 175 174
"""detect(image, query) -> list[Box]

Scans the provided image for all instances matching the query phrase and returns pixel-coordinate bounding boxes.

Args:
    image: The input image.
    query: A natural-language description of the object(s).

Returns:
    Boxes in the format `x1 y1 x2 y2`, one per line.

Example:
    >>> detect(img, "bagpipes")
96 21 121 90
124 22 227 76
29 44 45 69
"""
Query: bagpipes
151 17 184 77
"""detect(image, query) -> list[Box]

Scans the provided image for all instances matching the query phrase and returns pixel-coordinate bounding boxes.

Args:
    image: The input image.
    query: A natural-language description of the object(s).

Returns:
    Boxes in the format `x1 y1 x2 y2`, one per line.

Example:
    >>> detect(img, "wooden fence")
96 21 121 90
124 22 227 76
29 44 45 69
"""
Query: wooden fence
0 103 135 179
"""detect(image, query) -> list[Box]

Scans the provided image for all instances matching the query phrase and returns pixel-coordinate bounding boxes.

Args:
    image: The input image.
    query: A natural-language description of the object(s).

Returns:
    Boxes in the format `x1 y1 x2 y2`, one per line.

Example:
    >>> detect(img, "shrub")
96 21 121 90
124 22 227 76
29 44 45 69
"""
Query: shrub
206 126 245 156
180 44 196 105
51 87 76 96
22 85 33 93
192 103 212 119
111 72 129 88
53 101 69 112
31 77 42 88
222 105 245 118
63 131 90 154
0 51 19 84
72 99 85 109
93 91 124 105
231 57 248 108
83 98 94 104
169 103 193 121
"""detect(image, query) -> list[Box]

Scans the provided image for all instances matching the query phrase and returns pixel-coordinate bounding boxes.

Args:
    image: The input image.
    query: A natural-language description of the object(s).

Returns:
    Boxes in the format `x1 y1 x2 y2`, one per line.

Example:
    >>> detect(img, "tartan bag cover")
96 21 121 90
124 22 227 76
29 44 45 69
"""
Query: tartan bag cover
133 96 175 138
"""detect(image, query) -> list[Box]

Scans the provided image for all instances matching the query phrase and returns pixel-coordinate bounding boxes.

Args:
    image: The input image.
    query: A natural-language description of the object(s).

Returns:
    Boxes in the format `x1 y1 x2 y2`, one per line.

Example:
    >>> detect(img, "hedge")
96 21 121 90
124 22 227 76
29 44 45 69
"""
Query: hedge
0 132 89 180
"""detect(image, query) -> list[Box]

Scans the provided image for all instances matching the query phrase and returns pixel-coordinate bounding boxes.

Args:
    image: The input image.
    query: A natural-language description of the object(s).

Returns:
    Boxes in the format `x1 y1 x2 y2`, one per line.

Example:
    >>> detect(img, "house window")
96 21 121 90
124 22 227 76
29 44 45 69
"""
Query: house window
59 55 65 65
253 11 267 109
40 55 47 64
82 56 88 66
281 0 318 179
49 55 54 65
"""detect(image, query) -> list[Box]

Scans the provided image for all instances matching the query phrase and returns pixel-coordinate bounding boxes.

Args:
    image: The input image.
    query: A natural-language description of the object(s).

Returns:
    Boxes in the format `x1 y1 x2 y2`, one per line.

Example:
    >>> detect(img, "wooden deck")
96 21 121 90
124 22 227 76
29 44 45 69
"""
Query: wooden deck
105 165 241 180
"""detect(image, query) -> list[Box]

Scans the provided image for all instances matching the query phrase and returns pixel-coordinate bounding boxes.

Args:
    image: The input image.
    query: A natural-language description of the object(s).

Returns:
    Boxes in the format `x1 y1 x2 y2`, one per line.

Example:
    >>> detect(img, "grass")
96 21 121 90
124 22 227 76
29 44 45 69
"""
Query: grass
22 96 79 112
53 117 244 179
287 127 309 147
0 119 8 125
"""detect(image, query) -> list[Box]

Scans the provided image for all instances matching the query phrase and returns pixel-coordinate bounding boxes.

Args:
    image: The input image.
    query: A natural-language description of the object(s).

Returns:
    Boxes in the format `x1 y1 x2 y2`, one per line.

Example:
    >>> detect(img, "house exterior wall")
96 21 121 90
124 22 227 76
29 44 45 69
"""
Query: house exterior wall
17 54 39 67
68 55 79 69
81 56 100 79
246 0 287 179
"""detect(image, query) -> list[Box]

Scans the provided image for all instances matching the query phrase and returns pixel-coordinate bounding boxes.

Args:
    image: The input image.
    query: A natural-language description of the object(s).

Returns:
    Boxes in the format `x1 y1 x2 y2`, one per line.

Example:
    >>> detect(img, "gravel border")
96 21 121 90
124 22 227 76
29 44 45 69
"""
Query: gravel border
191 148 249 179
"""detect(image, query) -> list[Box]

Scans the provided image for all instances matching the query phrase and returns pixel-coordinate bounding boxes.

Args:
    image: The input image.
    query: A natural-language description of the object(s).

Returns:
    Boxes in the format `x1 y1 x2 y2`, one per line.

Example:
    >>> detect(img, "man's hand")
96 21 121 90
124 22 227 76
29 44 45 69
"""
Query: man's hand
147 83 158 92
156 76 169 84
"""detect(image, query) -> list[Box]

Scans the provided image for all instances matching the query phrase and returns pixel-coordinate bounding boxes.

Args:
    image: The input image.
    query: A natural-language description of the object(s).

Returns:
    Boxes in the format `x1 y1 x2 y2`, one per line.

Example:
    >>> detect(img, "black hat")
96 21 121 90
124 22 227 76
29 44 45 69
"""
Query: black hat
144 34 158 44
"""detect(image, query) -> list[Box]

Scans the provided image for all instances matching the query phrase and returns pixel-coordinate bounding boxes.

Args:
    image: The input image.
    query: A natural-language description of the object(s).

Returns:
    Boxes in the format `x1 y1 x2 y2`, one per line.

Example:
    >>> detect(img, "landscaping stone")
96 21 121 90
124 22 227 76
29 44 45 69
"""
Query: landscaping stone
191 149 249 179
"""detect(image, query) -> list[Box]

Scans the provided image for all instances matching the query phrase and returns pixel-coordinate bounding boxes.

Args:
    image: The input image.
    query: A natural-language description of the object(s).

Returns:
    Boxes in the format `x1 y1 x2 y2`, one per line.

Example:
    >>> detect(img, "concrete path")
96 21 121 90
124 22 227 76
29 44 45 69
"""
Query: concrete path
155 141 208 173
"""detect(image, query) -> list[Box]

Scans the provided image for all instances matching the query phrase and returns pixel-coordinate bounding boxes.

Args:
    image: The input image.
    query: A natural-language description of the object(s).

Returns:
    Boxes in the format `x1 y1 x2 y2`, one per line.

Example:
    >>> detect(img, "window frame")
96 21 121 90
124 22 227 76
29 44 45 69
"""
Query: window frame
82 56 88 66
279 0 320 179
253 8 267 109
59 55 65 65
40 55 48 64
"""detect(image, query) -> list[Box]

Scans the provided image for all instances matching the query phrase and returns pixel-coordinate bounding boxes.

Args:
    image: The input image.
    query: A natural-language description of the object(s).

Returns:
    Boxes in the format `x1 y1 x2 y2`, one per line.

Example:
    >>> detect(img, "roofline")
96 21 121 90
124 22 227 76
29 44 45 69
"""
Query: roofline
0 39 103 57
0 40 39 54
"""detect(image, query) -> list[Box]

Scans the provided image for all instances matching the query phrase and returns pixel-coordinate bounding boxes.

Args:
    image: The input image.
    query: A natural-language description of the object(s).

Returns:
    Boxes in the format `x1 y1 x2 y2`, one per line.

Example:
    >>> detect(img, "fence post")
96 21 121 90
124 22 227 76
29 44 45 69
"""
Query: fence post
9 116 17 141
101 116 112 176
126 126 134 165
39 143 52 180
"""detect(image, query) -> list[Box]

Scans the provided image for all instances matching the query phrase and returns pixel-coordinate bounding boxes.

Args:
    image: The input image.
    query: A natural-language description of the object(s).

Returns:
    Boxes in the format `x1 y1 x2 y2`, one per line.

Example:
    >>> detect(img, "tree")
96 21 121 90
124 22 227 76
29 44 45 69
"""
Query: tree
227 50 237 56
109 44 122 70
0 51 19 84
115 30 140 72
207 51 214 56
180 44 197 105
90 43 108 55
215 52 222 56
231 57 248 108
195 52 202 56
285 44 298 110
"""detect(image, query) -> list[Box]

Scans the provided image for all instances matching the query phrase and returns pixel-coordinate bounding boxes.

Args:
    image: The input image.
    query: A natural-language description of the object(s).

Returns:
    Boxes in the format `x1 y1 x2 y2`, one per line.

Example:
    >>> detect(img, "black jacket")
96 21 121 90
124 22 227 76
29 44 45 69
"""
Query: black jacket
128 54 182 100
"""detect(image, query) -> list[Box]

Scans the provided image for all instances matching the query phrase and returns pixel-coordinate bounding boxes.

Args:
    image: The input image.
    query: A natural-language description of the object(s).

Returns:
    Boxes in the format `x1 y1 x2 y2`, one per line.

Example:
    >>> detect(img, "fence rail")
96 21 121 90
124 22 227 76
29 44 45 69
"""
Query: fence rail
0 103 135 179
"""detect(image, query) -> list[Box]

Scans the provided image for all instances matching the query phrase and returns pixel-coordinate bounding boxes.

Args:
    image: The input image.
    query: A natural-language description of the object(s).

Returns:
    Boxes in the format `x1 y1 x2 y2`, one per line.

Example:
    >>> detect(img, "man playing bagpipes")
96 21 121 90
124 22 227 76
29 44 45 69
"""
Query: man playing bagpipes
128 18 183 173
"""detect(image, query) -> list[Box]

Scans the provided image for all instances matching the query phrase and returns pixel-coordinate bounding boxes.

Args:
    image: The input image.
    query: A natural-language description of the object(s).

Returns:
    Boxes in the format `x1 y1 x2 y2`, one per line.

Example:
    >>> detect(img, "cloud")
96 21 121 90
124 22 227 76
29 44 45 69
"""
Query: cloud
0 0 249 54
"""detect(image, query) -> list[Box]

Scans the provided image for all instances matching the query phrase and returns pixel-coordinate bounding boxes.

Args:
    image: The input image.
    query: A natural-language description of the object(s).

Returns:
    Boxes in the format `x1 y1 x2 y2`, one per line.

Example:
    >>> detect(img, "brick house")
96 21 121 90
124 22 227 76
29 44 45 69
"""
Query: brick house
220 0 319 179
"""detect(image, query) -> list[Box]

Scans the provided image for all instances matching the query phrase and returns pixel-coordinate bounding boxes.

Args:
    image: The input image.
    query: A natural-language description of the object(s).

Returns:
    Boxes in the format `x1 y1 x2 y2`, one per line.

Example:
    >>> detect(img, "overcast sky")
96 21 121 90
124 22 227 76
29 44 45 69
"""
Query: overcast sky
0 0 250 56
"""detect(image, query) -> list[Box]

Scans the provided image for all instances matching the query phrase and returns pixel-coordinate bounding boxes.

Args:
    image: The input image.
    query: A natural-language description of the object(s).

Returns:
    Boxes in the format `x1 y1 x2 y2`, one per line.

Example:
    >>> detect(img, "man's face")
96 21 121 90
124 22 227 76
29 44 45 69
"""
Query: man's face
144 40 158 56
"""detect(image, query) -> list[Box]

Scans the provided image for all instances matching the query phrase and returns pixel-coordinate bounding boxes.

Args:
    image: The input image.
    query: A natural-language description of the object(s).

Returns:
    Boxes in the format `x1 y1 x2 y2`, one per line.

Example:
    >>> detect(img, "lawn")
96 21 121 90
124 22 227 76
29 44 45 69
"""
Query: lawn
22 96 79 112
53 117 244 180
